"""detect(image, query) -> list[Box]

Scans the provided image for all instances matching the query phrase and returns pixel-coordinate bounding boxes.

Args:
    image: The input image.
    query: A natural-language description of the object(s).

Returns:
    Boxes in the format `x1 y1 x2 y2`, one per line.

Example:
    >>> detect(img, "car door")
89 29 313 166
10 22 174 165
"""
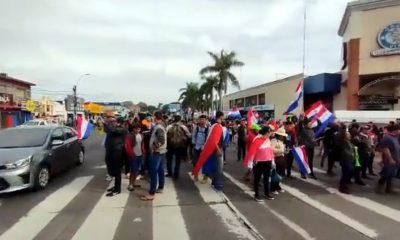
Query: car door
63 127 80 167
49 128 67 174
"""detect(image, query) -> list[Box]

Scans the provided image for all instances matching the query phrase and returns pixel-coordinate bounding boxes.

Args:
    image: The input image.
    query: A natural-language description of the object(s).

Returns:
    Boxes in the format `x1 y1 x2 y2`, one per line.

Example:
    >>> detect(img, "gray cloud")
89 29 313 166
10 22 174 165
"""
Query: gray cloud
0 0 349 105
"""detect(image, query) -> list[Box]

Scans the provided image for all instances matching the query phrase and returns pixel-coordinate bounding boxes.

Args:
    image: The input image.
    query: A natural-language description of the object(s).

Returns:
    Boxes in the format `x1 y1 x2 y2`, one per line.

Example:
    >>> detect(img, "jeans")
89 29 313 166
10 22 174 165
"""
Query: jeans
149 153 165 195
167 148 185 179
253 161 272 197
192 148 201 167
340 159 354 188
237 141 246 161
212 154 224 190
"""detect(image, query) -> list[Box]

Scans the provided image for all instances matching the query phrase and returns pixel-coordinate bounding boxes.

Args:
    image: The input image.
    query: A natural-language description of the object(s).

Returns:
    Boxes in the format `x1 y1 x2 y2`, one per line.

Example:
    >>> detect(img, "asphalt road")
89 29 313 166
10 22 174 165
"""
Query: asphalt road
1 132 400 240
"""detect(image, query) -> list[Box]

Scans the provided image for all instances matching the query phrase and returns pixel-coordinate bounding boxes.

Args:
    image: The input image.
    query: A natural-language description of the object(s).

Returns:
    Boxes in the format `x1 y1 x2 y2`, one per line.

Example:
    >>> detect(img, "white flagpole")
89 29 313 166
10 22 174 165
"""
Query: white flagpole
300 0 307 115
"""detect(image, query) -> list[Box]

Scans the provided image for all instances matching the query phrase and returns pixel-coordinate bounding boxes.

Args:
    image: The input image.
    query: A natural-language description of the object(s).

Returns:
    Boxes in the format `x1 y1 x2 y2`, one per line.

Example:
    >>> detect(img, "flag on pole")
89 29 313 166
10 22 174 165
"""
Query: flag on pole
77 116 94 140
247 107 258 129
283 81 303 115
293 146 311 175
304 101 336 136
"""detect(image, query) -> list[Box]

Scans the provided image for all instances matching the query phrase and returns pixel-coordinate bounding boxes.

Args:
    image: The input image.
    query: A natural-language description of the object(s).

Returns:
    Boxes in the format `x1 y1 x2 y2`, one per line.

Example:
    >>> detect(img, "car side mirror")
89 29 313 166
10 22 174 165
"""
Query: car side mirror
51 140 64 146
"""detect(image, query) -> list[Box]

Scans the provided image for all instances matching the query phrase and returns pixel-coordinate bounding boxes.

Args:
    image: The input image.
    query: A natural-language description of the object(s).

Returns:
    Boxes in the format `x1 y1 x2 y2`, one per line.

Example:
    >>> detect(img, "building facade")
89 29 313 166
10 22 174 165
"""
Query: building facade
337 0 400 110
0 73 35 128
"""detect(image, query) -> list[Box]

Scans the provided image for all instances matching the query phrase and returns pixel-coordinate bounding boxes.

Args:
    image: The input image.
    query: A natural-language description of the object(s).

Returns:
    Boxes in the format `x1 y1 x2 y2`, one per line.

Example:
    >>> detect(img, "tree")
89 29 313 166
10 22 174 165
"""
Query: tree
147 105 158 113
179 82 200 110
199 75 219 113
157 103 163 109
200 50 244 110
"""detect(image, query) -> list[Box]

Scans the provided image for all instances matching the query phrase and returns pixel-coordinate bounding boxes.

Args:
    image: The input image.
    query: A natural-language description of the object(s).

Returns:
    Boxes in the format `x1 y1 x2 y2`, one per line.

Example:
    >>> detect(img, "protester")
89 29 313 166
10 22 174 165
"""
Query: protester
242 124 261 182
376 124 400 194
221 121 231 165
105 117 128 197
245 126 275 201
271 127 287 195
355 126 374 180
237 120 247 162
298 116 318 179
124 123 144 191
166 115 191 180
191 115 209 181
138 118 152 180
284 120 297 179
141 111 167 201
334 125 355 194
321 122 339 176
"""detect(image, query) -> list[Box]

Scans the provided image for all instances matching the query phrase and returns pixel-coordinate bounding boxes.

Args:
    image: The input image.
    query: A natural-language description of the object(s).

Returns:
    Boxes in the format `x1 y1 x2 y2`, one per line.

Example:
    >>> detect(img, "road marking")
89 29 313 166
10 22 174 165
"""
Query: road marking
292 172 400 223
72 180 130 240
223 172 315 240
153 178 190 240
189 173 259 240
93 164 106 169
281 183 379 239
0 176 93 240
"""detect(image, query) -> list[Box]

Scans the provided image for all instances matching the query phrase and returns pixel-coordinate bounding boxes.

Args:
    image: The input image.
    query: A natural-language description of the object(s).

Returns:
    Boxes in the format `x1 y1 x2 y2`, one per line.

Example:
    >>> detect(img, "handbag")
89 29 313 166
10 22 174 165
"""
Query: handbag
270 169 282 184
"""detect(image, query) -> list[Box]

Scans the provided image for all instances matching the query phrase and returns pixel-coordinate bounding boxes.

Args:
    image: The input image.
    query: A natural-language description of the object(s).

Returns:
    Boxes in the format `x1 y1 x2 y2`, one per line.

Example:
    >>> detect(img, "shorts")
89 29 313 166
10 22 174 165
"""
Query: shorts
130 156 142 174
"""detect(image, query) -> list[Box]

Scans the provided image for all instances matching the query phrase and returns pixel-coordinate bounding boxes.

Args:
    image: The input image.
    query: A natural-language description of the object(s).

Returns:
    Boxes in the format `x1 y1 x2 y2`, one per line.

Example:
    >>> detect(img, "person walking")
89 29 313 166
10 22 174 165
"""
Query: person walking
376 124 400 194
124 123 144 192
191 115 209 181
245 126 275 201
237 120 247 162
298 116 318 179
141 111 167 201
271 127 287 195
105 117 128 197
166 115 191 180
284 120 297 179
335 125 356 194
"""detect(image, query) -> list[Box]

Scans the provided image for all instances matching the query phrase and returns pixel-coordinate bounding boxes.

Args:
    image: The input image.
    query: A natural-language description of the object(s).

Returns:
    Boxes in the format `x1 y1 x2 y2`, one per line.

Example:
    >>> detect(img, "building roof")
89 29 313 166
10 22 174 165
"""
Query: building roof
0 73 36 86
338 0 400 36
223 73 304 98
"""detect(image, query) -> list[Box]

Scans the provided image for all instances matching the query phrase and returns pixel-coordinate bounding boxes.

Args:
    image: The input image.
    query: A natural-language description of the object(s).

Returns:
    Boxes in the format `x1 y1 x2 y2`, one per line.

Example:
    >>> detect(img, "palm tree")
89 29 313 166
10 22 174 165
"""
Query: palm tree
200 50 244 110
199 75 219 113
179 82 200 110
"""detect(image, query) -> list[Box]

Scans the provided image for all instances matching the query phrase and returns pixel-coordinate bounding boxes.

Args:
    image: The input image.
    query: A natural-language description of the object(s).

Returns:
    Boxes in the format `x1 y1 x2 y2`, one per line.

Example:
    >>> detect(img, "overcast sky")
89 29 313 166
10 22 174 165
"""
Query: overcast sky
0 0 350 105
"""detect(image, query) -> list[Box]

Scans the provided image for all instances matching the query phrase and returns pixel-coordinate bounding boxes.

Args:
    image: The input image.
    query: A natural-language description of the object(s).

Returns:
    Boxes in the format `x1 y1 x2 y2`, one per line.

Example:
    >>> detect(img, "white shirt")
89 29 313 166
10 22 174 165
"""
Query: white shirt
133 134 143 156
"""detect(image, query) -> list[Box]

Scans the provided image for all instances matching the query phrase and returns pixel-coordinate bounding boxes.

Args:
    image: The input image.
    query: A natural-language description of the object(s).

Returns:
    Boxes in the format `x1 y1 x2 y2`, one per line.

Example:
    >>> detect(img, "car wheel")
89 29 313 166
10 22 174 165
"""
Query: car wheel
34 165 50 190
76 149 84 166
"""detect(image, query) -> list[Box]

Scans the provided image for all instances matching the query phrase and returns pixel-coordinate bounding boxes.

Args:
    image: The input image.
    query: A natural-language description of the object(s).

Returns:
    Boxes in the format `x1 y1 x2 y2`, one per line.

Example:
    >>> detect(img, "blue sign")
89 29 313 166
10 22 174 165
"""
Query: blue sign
378 22 400 49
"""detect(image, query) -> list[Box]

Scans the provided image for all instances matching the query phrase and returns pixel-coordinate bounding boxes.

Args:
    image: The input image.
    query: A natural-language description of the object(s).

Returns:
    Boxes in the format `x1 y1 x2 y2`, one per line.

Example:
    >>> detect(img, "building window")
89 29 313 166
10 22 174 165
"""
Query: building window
258 94 265 105
235 98 244 108
245 95 257 107
229 100 234 109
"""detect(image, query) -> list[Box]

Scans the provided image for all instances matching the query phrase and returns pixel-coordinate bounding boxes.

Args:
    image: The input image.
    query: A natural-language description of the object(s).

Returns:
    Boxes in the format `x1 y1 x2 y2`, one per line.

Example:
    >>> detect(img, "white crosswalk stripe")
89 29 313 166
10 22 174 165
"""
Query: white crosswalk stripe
0 176 93 240
71 180 130 240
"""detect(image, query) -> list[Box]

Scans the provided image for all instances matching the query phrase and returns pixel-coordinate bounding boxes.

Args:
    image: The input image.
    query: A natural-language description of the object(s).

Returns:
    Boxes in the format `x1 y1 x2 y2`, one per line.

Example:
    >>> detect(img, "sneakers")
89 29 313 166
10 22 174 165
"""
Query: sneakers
265 195 275 200
279 189 285 193
127 185 134 192
254 196 263 202
156 188 164 194
106 175 113 181
272 191 279 195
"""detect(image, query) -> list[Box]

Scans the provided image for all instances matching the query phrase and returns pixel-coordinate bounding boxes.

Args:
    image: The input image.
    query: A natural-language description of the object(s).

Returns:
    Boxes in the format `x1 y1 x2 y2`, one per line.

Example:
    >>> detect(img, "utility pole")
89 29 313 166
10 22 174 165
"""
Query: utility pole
73 85 77 129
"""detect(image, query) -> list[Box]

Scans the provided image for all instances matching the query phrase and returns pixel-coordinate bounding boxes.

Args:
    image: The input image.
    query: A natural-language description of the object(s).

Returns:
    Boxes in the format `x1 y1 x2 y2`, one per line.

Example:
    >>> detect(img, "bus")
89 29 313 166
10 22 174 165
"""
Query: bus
161 102 182 116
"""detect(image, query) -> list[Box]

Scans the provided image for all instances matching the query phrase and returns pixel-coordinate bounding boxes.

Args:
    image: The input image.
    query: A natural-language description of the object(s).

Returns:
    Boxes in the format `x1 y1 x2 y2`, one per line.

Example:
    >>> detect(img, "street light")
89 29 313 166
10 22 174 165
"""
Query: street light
73 73 90 128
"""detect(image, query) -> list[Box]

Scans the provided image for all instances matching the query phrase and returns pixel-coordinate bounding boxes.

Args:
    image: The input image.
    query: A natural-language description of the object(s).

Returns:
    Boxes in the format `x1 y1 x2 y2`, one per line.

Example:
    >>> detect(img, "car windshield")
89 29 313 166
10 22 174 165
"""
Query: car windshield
0 128 50 148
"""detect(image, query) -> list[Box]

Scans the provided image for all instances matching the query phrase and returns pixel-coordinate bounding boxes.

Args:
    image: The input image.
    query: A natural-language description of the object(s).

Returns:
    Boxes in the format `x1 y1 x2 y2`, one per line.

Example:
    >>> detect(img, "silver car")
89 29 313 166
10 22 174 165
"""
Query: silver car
0 126 85 193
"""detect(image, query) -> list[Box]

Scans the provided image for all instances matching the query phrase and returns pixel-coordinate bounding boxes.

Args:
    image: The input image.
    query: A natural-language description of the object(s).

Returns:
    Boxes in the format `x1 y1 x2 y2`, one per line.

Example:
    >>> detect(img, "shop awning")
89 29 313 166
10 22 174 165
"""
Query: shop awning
304 73 341 95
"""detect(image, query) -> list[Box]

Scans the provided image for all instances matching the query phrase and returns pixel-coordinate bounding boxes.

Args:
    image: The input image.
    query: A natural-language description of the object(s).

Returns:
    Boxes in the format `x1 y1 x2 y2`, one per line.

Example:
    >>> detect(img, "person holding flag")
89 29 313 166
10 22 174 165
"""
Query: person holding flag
298 115 319 179
192 111 225 191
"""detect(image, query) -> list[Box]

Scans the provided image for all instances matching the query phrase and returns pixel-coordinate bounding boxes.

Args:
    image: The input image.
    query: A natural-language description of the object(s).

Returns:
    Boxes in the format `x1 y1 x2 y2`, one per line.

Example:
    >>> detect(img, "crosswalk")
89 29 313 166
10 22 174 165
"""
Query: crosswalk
0 166 400 240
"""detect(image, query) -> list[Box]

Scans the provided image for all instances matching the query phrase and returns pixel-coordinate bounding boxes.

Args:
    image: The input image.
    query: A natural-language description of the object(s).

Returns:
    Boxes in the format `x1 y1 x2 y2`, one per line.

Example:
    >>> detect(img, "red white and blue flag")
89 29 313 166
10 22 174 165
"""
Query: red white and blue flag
283 81 303 115
228 107 241 119
293 146 311 175
305 101 336 136
77 116 93 140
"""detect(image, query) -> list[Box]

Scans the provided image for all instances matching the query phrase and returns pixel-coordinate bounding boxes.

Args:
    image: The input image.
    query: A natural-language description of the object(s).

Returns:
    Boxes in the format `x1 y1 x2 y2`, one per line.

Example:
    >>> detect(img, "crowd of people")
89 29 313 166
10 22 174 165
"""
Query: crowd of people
97 110 400 202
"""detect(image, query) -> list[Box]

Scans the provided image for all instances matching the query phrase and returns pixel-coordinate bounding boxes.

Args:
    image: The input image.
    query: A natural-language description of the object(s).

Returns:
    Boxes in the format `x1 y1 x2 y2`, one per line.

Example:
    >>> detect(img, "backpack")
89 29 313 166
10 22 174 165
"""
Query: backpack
195 125 209 141
167 123 188 148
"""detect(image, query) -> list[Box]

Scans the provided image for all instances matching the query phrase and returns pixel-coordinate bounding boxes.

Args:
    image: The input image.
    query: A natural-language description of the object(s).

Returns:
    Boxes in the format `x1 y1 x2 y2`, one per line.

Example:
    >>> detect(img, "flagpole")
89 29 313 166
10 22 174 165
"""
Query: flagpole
300 0 307 115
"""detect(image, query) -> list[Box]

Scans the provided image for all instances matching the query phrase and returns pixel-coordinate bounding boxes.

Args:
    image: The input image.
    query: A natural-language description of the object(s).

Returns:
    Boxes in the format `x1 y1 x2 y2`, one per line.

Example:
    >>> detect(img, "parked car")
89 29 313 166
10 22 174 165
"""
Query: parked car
20 119 58 127
0 126 85 193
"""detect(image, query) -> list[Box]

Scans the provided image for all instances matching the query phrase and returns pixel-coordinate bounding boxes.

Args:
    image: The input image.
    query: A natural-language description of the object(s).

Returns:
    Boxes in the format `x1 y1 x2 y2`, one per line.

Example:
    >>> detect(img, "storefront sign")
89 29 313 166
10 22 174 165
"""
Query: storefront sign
0 93 13 105
359 95 398 105
371 22 400 57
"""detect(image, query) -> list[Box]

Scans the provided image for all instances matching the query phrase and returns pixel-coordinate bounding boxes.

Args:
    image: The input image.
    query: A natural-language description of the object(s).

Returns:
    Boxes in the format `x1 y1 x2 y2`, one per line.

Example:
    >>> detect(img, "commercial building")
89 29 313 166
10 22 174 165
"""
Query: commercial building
223 0 400 118
0 73 35 128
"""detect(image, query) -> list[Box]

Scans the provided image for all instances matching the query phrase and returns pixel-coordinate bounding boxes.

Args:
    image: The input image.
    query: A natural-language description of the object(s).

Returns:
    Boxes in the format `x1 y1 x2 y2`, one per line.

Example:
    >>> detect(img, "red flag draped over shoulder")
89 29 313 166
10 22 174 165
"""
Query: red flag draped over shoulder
192 123 223 176
243 136 265 167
